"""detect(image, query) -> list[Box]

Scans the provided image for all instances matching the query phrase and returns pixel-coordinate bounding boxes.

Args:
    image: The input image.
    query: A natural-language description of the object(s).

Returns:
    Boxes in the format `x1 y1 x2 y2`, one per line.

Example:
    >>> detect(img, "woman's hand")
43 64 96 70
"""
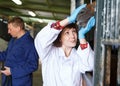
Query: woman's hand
67 4 86 24
78 16 95 39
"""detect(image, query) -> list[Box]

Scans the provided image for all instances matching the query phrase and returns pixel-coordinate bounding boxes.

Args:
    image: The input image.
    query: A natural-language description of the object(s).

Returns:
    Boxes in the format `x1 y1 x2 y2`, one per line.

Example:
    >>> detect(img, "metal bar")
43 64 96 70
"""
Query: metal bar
115 0 118 39
106 0 111 39
102 0 107 39
93 0 105 85
110 0 116 39
115 0 119 39
104 46 111 86
117 47 120 85
90 0 92 4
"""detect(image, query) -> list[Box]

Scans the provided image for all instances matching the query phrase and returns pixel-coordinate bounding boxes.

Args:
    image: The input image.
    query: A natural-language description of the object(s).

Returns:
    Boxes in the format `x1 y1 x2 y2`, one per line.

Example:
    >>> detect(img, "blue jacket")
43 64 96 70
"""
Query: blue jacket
0 31 39 86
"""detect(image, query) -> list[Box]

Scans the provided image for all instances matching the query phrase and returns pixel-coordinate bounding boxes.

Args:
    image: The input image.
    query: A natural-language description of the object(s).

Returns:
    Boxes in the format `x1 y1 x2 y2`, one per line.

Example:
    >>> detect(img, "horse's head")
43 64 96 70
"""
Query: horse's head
76 1 96 28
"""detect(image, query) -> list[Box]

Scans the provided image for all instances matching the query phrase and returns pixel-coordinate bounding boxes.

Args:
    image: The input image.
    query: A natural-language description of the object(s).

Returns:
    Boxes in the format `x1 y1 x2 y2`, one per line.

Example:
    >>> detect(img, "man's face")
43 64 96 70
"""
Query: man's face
8 23 20 38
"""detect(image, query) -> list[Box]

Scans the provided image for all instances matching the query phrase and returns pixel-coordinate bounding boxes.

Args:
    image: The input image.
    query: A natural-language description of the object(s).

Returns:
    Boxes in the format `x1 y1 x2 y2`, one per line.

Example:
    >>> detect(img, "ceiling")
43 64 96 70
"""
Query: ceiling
0 0 70 23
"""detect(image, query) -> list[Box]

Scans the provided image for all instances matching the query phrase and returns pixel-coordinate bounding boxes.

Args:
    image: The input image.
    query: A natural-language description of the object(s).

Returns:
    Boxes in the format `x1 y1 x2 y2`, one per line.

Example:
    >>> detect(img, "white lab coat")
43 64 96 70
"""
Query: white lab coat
34 23 94 86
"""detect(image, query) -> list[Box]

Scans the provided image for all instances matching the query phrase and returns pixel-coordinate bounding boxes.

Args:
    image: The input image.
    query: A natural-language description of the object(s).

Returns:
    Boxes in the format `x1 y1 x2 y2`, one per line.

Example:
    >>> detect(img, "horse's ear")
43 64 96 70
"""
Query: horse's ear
86 1 96 13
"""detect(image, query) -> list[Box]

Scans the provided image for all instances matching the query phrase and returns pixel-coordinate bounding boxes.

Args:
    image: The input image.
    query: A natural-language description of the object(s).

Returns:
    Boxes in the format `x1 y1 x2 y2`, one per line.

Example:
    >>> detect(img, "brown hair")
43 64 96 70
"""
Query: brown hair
53 23 78 47
8 16 25 30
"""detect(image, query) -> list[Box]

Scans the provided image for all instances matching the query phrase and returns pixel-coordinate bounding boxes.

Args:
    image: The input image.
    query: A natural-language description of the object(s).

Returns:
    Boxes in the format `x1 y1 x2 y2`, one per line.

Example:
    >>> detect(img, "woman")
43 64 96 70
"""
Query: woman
35 4 95 86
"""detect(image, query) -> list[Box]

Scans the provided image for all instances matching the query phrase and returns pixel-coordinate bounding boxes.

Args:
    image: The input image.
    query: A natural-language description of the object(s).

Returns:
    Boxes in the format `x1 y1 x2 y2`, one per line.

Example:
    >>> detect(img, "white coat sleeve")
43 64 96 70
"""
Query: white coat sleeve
77 43 94 72
34 23 61 62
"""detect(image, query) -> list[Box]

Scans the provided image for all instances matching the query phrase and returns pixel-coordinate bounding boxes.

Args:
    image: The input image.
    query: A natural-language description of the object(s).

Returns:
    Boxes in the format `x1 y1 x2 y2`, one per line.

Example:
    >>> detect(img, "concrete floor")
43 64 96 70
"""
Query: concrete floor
33 65 43 86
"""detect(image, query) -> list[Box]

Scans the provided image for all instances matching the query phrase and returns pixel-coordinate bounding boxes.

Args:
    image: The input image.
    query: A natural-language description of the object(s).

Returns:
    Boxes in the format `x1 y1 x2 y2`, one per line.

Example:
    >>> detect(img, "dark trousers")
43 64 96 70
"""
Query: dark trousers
3 75 12 86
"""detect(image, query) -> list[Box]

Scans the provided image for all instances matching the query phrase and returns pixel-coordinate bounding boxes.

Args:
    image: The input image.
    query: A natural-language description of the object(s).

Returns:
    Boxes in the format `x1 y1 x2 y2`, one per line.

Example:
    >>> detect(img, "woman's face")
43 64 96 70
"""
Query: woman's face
61 28 77 48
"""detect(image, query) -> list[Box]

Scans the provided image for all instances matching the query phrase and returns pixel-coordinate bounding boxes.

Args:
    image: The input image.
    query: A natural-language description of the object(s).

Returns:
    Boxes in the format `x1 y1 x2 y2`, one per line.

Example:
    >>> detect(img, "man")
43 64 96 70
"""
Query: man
0 16 39 86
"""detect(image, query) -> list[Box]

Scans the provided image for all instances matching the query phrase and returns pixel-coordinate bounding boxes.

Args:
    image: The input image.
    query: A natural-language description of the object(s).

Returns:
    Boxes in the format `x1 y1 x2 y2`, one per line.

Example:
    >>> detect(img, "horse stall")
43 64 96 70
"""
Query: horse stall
75 0 120 86
94 0 120 86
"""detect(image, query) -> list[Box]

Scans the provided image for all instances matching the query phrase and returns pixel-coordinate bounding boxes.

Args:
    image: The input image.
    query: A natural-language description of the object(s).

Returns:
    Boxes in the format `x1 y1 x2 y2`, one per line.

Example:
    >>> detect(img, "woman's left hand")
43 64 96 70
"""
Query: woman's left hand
78 16 95 39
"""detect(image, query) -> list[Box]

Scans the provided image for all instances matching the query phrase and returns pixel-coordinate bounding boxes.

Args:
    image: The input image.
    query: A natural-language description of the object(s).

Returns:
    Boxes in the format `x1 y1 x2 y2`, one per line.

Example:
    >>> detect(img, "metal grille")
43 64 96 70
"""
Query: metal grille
94 0 120 86
102 0 120 42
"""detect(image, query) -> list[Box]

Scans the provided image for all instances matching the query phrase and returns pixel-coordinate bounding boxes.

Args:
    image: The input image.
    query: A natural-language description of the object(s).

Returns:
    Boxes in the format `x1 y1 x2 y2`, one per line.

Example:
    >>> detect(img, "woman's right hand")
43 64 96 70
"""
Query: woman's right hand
67 4 86 24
